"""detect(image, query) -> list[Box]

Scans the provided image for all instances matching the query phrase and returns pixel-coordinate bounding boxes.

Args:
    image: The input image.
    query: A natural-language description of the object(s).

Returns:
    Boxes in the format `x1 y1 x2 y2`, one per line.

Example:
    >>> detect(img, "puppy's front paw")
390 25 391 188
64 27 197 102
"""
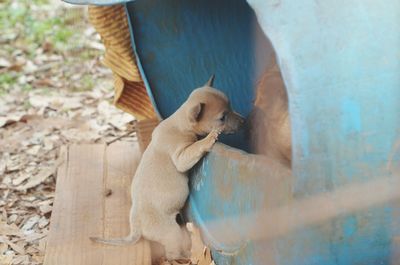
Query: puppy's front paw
203 128 222 152
208 128 221 141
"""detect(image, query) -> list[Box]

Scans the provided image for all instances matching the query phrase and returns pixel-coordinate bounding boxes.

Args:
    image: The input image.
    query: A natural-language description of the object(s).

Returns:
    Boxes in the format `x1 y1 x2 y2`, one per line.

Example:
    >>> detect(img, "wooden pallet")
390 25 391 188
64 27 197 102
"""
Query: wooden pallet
44 142 152 265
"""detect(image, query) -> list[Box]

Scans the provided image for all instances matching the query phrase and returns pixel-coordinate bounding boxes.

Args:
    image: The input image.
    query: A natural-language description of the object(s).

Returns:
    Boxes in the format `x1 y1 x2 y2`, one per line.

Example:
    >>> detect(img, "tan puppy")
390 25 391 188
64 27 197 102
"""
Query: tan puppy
249 60 292 167
90 75 244 260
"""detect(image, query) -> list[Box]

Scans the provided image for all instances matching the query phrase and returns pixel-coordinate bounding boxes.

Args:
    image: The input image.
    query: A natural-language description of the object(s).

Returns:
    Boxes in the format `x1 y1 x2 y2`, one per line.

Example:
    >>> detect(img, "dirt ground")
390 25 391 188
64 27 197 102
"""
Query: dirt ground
0 1 212 264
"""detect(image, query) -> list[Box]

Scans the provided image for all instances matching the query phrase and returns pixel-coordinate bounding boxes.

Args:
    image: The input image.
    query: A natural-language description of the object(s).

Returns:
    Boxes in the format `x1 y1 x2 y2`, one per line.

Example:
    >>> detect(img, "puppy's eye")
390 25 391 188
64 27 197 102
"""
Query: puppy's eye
220 114 226 122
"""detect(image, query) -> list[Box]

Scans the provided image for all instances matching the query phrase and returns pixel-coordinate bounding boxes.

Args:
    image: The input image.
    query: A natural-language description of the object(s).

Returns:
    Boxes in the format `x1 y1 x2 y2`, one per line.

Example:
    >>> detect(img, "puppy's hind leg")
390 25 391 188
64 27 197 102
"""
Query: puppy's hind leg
144 216 190 261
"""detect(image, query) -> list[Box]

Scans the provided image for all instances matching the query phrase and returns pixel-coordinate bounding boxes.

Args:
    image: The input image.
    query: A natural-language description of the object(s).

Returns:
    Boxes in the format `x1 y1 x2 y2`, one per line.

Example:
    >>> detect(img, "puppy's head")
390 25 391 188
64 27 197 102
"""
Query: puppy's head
185 75 244 136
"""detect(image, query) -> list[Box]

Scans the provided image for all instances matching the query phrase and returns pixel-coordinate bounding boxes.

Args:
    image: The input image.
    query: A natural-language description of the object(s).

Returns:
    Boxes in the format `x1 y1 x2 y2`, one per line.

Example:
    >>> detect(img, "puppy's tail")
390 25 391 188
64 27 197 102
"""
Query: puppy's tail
91 199 142 245
90 231 141 246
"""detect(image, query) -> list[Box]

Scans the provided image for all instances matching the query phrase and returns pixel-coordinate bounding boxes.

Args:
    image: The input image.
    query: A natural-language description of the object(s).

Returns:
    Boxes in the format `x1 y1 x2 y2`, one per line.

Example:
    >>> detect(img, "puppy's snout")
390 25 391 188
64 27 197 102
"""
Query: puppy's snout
236 113 245 125
224 112 244 134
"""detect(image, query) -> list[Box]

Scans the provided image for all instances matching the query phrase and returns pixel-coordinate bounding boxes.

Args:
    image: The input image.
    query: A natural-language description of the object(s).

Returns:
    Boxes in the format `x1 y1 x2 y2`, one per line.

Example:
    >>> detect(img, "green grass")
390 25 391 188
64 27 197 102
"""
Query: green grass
0 0 83 57
21 83 33 92
0 73 17 95
70 74 95 92
0 0 106 96
0 73 17 85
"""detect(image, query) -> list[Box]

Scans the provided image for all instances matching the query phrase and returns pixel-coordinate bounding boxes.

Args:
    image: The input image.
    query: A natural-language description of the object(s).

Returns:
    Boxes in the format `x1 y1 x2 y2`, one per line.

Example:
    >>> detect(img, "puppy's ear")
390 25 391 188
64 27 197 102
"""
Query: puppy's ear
188 103 205 123
204 74 215 87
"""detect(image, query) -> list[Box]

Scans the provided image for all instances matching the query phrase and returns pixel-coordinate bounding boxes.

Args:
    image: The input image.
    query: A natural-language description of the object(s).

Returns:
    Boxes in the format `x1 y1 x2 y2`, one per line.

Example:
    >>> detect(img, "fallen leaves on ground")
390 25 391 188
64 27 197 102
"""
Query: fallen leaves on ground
0 83 138 264
0 1 138 264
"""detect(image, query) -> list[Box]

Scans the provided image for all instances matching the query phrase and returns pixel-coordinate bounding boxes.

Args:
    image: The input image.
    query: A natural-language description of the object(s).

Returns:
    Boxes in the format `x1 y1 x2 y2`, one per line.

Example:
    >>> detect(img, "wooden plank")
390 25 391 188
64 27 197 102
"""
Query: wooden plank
44 143 151 265
103 142 151 264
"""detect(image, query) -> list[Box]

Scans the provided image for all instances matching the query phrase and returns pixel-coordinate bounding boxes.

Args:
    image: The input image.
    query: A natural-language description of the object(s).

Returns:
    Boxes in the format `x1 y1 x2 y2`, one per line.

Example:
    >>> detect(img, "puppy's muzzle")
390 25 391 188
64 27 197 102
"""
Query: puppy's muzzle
224 112 245 134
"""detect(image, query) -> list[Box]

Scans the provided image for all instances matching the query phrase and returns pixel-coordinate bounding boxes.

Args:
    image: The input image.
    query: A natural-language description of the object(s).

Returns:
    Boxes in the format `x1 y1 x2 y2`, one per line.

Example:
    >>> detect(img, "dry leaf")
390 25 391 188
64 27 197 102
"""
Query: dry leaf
26 145 41 155
0 113 28 128
43 138 54 151
5 155 27 172
0 243 8 254
28 94 53 108
8 61 25 72
0 253 13 265
97 101 135 130
12 254 29 264
197 247 213 265
21 216 40 233
8 215 18 224
14 158 63 191
39 204 52 215
86 40 105 51
41 41 53 53
23 60 38 73
38 217 49 229
4 240 25 255
25 246 39 254
188 223 214 265
61 97 83 110
24 233 46 243
0 58 11 68
108 113 135 130
0 222 21 236
32 254 44 264
0 160 6 176
12 174 31 186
